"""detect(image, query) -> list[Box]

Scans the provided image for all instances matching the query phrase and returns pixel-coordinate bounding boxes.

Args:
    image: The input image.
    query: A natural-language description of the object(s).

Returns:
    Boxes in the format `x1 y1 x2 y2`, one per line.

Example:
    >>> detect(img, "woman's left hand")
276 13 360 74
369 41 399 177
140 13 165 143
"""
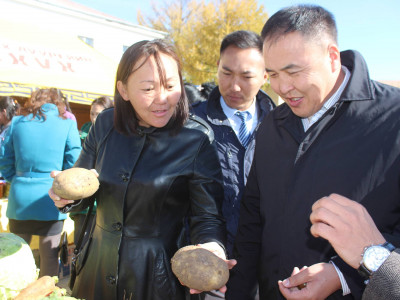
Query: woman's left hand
49 169 99 208
49 170 75 207
189 242 237 294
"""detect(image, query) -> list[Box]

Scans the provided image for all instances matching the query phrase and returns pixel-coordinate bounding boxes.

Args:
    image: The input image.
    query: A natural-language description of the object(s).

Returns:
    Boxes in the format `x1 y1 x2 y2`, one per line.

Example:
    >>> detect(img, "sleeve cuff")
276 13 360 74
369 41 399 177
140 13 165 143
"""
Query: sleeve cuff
59 199 83 213
330 260 351 295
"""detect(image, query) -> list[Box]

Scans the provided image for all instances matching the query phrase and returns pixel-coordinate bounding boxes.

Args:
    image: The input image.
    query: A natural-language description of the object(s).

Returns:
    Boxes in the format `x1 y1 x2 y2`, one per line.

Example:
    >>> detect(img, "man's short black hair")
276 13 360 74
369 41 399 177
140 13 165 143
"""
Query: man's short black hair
261 5 338 45
220 30 263 55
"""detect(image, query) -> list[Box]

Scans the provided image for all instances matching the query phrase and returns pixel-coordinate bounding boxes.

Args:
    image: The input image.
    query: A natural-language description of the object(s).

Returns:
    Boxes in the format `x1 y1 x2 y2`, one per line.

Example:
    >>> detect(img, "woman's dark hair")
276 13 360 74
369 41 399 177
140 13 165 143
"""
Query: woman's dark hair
92 96 114 109
114 39 188 135
261 5 338 46
22 88 67 120
0 96 20 121
220 30 263 55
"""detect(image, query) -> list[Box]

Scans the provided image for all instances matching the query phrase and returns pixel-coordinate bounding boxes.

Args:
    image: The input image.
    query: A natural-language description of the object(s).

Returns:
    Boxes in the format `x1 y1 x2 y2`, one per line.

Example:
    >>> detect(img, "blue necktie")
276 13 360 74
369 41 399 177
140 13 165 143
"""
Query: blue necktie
235 111 250 147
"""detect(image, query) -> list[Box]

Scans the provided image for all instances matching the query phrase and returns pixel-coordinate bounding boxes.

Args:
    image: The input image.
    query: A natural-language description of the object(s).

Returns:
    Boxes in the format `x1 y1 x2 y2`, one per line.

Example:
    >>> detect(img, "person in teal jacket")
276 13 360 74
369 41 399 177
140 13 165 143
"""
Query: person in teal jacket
0 96 20 184
0 88 81 277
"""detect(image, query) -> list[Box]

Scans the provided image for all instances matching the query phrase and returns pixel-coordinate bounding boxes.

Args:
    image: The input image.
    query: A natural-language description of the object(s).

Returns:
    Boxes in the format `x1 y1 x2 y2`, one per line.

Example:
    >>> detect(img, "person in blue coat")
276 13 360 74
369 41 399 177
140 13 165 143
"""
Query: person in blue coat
0 88 81 277
192 30 275 259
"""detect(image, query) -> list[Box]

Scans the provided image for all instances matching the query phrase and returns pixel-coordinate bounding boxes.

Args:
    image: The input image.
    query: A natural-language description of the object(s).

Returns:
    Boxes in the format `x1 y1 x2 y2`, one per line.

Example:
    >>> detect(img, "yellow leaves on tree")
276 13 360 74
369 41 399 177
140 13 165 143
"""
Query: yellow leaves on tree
138 0 269 85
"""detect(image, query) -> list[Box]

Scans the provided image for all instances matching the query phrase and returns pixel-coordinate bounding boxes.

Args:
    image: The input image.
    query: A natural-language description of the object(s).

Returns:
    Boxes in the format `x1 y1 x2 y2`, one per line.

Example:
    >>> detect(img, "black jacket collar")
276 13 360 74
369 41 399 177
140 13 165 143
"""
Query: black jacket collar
340 50 374 102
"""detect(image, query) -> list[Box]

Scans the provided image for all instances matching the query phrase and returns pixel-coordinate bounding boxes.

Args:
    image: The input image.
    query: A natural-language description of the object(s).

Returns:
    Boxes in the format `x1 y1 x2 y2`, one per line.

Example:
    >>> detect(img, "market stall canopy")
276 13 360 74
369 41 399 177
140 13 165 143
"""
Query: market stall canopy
0 18 117 104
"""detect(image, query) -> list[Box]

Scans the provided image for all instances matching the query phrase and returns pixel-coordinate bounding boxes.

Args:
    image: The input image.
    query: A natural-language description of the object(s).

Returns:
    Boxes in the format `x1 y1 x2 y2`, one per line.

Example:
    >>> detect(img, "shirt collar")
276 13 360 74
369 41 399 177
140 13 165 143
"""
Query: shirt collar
220 96 257 119
322 66 350 112
302 66 351 131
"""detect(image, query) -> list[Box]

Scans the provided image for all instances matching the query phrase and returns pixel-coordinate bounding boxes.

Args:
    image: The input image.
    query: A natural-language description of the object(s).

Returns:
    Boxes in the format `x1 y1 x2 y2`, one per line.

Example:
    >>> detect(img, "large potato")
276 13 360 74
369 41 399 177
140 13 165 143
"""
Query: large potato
52 168 99 200
171 245 229 291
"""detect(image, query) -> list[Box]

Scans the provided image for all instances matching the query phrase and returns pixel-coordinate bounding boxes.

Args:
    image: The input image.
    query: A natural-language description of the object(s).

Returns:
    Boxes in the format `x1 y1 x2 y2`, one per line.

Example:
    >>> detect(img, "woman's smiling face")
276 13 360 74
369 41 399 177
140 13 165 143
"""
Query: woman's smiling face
117 53 181 128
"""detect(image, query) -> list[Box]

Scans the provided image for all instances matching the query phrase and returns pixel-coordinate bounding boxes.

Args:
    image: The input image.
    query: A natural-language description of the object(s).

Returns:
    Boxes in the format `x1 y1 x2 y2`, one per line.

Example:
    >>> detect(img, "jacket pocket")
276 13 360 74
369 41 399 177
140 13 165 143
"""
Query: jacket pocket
153 250 176 299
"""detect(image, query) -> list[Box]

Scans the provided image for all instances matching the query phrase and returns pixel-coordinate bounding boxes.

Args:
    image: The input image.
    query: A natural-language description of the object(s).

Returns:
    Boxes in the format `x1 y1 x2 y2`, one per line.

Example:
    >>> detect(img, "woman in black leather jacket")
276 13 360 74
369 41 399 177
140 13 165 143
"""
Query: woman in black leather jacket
50 39 229 300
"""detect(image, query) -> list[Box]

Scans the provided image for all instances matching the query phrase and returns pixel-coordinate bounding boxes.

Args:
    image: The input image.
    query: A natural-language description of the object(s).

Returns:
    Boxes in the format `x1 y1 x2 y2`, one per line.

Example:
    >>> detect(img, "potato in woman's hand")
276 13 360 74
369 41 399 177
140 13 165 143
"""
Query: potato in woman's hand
171 245 229 291
52 168 99 200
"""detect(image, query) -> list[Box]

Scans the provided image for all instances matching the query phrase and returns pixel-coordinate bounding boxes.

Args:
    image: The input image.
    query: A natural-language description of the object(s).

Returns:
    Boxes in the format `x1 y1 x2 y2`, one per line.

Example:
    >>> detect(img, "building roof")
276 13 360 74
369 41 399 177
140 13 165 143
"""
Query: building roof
379 80 400 88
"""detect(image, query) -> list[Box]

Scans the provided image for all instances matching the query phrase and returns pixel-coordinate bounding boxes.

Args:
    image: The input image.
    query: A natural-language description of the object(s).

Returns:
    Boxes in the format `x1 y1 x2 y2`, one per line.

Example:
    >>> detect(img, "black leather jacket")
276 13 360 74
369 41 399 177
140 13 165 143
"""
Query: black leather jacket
63 108 226 300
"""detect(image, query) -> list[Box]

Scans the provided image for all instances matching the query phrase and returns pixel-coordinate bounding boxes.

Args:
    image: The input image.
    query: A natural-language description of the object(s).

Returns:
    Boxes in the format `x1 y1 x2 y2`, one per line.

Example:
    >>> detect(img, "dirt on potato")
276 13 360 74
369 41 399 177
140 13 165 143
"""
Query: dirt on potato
52 168 99 200
171 245 229 291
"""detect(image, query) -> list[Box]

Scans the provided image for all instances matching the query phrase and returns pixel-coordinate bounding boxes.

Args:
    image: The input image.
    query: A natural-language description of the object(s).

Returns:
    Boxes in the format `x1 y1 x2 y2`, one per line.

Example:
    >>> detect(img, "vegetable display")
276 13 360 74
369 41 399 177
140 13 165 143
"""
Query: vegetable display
0 233 38 299
0 233 80 300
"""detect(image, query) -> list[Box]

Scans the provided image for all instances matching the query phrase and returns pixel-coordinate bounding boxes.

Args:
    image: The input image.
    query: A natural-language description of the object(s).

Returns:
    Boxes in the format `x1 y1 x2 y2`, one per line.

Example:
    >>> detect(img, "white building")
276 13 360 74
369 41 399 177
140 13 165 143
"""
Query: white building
0 0 166 125
0 0 166 63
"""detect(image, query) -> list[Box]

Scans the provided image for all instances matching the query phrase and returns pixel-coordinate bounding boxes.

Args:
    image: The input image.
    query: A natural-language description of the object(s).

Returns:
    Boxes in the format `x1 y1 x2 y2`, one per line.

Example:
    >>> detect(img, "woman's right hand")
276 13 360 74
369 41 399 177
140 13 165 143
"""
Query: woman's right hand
48 170 76 208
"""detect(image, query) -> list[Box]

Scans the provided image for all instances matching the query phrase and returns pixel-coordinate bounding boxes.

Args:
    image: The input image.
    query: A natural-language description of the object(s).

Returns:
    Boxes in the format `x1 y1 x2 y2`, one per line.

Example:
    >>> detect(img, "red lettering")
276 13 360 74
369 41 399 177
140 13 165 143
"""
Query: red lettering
35 57 50 69
50 52 63 59
18 46 28 53
28 48 36 55
66 55 91 62
9 53 28 66
58 61 74 72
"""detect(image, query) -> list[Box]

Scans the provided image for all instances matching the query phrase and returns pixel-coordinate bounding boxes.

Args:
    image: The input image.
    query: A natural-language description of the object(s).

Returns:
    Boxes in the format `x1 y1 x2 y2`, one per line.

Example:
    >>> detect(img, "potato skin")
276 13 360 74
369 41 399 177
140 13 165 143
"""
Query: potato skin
171 245 229 291
52 168 99 200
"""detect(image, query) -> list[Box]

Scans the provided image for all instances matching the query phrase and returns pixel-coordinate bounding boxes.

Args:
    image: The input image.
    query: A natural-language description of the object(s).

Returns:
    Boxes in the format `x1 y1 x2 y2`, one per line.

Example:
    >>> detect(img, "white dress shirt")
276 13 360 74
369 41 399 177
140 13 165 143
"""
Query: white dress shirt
302 66 352 296
220 96 258 138
302 66 351 132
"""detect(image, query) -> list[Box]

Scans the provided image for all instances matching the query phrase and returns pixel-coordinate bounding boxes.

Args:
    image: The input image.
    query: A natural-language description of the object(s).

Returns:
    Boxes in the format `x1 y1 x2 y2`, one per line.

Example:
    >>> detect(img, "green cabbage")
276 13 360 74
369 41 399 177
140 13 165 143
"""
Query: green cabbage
40 296 79 300
0 233 38 300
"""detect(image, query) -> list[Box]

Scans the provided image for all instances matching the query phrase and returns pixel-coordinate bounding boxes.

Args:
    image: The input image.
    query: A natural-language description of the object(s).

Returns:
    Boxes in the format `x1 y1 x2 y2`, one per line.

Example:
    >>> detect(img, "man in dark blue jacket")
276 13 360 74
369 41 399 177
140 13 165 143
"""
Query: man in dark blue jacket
226 5 400 300
192 30 275 259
